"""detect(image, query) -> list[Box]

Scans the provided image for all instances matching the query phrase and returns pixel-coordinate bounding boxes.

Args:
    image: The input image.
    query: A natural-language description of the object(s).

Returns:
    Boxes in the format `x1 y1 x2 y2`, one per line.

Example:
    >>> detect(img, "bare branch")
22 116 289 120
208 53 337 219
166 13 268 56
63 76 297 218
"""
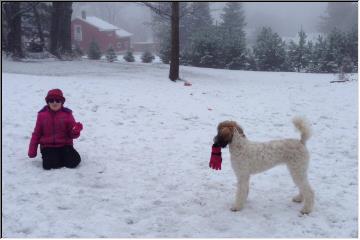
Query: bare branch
142 2 171 20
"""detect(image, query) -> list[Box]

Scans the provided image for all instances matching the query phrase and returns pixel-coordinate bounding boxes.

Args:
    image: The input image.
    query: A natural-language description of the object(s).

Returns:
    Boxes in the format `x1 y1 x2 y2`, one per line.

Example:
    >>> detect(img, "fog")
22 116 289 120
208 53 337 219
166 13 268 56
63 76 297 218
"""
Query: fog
212 2 327 36
73 2 328 42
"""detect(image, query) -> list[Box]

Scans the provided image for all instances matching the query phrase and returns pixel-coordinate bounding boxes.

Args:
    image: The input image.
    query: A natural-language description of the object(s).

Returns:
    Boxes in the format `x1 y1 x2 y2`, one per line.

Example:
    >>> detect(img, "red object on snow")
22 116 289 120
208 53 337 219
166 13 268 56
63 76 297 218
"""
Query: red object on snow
184 82 192 86
209 144 222 170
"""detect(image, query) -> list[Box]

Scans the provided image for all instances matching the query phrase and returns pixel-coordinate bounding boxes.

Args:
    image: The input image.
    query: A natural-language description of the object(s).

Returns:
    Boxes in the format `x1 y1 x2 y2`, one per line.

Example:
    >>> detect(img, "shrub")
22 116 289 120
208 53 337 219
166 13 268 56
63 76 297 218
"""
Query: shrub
105 47 117 62
123 51 135 62
87 40 101 60
141 51 155 63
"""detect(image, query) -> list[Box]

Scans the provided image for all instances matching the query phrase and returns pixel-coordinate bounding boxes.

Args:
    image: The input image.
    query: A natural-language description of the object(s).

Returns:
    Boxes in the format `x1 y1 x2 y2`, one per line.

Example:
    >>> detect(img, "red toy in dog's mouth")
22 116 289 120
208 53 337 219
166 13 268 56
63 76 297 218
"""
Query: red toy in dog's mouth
209 144 222 170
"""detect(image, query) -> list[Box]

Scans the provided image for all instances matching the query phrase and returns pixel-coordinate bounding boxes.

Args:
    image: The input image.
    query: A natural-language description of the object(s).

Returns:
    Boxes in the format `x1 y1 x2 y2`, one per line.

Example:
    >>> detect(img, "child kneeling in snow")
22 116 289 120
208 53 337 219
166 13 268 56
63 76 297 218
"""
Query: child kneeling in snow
28 89 83 170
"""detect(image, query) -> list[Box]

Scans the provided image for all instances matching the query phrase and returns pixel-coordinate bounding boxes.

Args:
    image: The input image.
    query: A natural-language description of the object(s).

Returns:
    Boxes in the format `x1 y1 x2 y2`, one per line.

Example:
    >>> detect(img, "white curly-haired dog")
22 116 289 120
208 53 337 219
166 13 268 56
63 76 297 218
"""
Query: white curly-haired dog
213 117 314 214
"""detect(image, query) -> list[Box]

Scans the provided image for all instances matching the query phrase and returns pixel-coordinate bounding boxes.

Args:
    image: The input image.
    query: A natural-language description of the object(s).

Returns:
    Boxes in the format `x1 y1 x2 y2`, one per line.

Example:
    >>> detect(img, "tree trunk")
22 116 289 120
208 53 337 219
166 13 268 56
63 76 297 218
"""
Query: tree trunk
58 2 72 55
169 2 180 81
50 2 73 58
32 4 45 49
50 2 60 56
4 2 23 58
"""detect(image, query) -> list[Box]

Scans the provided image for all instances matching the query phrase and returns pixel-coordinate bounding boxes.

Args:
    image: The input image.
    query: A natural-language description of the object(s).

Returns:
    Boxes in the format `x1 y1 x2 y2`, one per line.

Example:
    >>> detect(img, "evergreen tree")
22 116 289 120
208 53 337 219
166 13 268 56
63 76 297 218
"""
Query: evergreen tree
87 40 101 60
22 2 51 52
287 29 311 72
105 47 117 62
141 51 155 63
344 27 357 72
73 43 83 57
253 27 286 71
318 2 358 34
323 28 346 73
123 50 135 62
219 2 247 69
151 3 171 64
309 35 328 72
186 2 212 32
182 26 224 68
181 2 212 56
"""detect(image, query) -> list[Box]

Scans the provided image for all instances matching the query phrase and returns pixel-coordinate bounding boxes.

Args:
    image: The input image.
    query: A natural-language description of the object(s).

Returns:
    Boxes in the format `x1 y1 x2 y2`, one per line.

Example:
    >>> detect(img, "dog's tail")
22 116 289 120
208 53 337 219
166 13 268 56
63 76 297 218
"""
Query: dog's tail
292 117 311 145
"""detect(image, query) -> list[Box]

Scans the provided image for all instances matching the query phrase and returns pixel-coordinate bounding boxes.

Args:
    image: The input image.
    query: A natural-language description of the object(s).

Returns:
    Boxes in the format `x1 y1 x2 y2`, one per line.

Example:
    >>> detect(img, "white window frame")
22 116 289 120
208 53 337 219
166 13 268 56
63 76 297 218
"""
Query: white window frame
74 25 82 41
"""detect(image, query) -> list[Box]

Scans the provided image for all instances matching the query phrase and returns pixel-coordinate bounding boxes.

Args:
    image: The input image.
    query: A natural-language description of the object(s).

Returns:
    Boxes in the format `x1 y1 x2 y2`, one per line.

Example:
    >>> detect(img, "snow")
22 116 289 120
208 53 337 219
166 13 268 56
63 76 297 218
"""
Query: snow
115 29 132 38
2 58 358 237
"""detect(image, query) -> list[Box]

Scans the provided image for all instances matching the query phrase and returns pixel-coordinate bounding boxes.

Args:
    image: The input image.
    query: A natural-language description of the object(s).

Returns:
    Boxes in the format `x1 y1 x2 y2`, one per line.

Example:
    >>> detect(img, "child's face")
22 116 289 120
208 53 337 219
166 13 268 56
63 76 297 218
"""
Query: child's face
47 99 62 111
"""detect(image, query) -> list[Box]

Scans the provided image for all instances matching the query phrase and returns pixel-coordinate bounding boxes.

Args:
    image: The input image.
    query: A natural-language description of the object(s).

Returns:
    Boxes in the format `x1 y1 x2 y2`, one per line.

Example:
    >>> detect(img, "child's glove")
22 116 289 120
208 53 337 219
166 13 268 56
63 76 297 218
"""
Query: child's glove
28 148 37 158
72 122 83 135
209 144 222 170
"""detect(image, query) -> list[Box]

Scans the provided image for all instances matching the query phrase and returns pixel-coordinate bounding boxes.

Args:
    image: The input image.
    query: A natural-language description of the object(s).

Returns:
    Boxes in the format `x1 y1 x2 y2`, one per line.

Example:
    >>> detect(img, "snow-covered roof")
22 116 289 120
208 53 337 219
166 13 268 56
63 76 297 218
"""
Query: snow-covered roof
76 16 133 37
115 29 132 38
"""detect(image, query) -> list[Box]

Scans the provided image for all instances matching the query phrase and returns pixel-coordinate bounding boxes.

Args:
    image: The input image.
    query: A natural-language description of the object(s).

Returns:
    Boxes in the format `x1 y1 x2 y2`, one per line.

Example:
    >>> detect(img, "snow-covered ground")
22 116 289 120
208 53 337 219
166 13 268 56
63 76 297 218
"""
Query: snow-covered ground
2 57 358 237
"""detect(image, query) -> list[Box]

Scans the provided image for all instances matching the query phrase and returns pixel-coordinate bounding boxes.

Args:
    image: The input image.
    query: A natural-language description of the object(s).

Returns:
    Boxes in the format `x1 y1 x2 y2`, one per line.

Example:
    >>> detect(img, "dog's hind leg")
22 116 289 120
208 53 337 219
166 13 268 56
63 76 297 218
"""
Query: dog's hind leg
231 174 250 212
292 193 303 203
287 164 314 214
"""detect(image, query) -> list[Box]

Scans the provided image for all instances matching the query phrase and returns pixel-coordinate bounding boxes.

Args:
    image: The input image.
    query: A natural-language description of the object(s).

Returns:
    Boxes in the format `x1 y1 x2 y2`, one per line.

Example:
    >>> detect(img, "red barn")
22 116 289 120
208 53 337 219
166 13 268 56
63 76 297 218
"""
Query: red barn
71 12 133 53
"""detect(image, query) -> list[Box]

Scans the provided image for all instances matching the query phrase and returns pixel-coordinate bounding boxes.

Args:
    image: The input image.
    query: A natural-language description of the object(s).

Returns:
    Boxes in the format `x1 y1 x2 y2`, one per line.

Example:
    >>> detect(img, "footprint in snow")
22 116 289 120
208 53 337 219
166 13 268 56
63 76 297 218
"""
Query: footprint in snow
91 105 99 112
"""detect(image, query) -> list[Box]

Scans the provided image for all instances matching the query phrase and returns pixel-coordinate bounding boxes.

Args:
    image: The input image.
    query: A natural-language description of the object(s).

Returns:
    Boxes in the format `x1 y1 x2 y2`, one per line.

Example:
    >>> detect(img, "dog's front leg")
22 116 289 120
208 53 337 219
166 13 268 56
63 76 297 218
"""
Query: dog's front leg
231 175 250 212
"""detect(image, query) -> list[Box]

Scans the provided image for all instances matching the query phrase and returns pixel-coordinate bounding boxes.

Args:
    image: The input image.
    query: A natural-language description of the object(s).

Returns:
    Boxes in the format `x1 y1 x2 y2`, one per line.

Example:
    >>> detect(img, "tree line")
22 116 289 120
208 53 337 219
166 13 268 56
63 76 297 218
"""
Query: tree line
2 2 357 76
153 2 357 73
2 2 73 59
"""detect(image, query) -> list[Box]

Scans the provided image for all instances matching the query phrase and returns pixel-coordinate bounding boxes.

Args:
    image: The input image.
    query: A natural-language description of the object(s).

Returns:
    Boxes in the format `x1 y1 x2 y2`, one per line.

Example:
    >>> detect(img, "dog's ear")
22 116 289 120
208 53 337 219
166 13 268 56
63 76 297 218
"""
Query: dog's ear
219 127 233 142
234 124 246 138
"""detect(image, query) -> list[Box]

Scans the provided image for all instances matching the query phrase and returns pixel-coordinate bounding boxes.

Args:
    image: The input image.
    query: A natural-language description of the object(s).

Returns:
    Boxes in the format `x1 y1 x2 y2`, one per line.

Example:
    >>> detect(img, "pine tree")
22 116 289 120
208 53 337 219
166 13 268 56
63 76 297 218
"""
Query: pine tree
187 2 212 31
219 2 247 69
181 2 212 56
253 27 286 71
309 35 328 72
105 47 117 62
318 2 358 34
141 51 155 63
87 40 101 60
287 29 311 72
123 51 135 62
324 28 345 73
151 2 171 64
344 27 357 72
182 26 223 68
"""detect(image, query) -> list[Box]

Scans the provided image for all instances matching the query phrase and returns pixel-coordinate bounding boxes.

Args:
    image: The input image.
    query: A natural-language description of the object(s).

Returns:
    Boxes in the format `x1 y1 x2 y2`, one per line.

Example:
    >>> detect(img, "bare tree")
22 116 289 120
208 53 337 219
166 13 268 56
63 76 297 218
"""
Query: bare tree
169 2 179 81
144 2 180 81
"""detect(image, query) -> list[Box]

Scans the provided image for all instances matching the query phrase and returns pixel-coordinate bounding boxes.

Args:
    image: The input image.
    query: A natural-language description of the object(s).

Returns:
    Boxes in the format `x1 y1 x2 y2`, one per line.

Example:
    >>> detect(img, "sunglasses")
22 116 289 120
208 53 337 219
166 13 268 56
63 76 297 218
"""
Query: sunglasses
47 99 62 103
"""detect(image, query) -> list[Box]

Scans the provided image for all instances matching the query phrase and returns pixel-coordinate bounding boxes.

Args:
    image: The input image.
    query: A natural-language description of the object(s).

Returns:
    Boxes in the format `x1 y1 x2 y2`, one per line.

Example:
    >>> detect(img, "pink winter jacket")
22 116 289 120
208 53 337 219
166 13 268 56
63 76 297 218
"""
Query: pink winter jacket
28 106 80 157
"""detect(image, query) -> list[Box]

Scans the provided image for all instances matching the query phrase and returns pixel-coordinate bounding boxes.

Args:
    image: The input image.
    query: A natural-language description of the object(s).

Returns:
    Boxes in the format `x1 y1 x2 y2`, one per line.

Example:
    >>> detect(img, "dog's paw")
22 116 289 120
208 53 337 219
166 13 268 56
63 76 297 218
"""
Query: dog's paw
292 194 303 203
300 207 312 215
230 205 243 212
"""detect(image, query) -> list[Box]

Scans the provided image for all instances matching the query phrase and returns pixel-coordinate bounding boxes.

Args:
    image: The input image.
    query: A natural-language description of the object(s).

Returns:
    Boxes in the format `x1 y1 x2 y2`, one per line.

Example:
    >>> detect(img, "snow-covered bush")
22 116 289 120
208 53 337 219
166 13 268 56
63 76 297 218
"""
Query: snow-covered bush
123 51 135 62
87 41 101 60
105 47 117 62
141 51 155 63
